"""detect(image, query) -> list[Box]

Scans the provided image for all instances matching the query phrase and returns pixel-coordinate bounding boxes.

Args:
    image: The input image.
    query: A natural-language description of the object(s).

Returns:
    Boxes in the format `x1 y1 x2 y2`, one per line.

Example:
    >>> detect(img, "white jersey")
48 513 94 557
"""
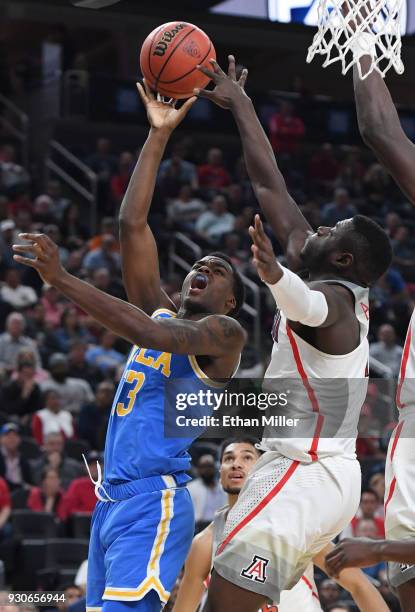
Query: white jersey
396 308 415 418
261 279 370 462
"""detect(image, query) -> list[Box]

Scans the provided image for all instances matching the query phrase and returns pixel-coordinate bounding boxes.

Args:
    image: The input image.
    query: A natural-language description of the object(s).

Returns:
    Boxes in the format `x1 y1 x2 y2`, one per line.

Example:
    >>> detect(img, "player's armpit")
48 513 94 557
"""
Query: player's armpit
172 525 213 612
155 315 246 357
306 282 353 329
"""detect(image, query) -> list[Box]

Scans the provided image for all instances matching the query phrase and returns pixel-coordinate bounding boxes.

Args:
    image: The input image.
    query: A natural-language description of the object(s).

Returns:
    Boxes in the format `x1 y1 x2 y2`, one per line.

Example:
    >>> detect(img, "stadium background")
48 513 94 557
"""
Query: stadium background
0 0 414 609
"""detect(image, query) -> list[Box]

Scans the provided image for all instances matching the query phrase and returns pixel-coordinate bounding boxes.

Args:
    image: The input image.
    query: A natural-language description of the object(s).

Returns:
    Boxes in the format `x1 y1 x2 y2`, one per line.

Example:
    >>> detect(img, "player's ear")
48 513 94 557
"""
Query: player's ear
332 251 354 269
226 294 236 314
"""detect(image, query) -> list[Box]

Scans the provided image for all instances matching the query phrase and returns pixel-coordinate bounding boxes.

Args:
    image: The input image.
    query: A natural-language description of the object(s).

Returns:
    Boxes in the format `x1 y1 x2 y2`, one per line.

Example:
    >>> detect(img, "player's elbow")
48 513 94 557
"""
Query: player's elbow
119 215 147 234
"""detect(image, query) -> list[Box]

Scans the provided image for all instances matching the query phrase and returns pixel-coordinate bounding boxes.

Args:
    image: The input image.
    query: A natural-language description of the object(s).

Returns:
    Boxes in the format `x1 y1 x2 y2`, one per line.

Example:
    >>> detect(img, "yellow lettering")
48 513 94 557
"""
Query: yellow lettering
135 348 154 368
116 370 146 417
152 352 172 377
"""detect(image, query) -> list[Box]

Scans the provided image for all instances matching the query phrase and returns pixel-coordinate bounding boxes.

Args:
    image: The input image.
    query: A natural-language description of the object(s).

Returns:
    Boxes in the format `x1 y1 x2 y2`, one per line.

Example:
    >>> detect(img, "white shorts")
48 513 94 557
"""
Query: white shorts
385 413 415 588
213 451 361 603
277 564 322 611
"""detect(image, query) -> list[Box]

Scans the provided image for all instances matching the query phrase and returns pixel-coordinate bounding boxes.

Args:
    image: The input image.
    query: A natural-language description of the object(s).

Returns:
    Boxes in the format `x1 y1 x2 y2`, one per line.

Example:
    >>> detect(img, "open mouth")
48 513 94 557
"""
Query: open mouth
190 273 208 293
229 472 244 482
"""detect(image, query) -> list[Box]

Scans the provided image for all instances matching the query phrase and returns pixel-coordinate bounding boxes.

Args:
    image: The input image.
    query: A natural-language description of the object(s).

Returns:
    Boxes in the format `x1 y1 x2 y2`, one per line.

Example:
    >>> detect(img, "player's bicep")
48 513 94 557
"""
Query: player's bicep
373 134 415 204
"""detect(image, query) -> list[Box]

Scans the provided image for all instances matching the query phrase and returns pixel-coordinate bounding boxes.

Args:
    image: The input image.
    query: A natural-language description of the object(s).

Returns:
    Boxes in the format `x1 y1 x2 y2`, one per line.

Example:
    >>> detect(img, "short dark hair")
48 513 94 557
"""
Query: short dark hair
349 215 392 285
361 488 379 501
219 435 263 462
208 252 246 317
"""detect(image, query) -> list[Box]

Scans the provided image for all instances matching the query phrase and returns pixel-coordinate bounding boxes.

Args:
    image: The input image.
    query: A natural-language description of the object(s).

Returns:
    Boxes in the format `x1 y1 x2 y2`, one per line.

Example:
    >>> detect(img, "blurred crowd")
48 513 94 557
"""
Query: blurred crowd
0 95 414 610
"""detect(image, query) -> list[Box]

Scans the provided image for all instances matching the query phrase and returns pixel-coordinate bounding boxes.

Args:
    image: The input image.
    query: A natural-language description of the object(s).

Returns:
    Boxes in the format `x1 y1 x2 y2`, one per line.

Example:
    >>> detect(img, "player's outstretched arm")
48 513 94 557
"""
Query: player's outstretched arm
313 543 389 612
13 234 245 363
325 537 415 577
196 56 311 271
119 81 196 314
172 525 213 612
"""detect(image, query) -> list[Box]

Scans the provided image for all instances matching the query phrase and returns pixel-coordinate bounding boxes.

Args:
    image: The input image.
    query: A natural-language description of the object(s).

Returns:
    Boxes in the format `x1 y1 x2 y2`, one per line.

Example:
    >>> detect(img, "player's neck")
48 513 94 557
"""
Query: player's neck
227 493 239 509
308 270 352 283
176 307 211 321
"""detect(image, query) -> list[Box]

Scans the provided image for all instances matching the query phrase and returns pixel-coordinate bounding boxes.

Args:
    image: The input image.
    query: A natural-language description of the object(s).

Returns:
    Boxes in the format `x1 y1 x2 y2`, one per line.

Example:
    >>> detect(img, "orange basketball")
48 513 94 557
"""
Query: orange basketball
140 22 216 99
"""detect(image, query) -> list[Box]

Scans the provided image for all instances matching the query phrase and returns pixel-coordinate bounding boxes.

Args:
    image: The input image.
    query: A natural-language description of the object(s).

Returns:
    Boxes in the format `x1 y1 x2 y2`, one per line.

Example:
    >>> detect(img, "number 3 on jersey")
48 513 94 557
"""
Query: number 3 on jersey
116 370 146 417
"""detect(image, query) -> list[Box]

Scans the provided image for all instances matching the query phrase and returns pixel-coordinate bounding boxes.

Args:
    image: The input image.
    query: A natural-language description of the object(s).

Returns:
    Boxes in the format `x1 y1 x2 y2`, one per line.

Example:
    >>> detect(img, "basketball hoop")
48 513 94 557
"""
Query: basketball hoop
306 0 405 79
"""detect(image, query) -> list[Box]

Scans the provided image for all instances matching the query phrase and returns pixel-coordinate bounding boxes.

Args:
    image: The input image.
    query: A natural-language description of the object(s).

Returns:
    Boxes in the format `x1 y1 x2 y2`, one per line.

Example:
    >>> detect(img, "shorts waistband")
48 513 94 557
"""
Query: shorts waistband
99 473 189 501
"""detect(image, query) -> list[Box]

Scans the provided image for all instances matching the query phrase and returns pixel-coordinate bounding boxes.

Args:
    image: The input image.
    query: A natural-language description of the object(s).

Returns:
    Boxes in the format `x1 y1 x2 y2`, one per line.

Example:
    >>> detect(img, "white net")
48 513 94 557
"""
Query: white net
307 0 405 79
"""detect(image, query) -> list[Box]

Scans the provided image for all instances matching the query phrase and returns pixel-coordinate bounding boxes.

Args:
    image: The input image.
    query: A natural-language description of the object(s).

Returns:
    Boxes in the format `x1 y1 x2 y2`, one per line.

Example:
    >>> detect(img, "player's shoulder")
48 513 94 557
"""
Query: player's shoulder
201 314 247 345
308 280 355 308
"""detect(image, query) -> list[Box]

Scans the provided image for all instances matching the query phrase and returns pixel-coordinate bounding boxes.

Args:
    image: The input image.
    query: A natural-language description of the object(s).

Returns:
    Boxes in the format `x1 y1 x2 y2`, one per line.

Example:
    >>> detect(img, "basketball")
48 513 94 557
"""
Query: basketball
140 21 216 99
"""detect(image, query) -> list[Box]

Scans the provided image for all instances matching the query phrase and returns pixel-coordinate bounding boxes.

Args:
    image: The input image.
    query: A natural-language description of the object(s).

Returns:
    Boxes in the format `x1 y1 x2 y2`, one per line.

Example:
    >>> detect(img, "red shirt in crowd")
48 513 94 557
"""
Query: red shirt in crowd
0 478 11 510
351 516 385 538
197 165 231 190
27 487 67 521
64 476 96 517
269 113 305 154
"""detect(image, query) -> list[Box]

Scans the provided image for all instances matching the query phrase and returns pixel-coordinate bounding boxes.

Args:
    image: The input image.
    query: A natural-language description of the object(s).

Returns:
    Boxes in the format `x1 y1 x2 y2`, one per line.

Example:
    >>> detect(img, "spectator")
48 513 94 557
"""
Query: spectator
86 138 117 179
159 144 198 190
187 454 226 526
43 225 69 267
167 184 206 231
355 518 387 580
12 347 50 384
90 267 125 300
369 324 403 376
195 195 235 245
368 472 385 517
67 340 102 388
392 225 415 280
0 144 30 192
0 268 37 311
33 195 55 224
0 477 11 541
308 143 340 187
52 306 91 353
40 353 94 415
198 148 231 191
0 312 41 371
55 584 83 612
321 188 356 226
88 217 119 253
0 220 17 270
2 353 42 422
61 203 89 245
85 330 125 375
78 381 114 450
0 423 32 491
318 579 341 610
343 490 385 538
26 467 66 521
64 452 99 517
40 180 70 221
41 284 64 329
31 432 82 490
82 234 121 275
384 212 402 240
32 389 74 446
269 100 305 154
110 151 134 207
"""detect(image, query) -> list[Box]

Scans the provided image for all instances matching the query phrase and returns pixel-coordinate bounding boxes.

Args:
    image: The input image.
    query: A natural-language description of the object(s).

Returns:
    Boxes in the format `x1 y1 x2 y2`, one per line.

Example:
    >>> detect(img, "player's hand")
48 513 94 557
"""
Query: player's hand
12 233 65 285
325 538 383 578
195 55 249 110
137 79 196 132
249 214 281 285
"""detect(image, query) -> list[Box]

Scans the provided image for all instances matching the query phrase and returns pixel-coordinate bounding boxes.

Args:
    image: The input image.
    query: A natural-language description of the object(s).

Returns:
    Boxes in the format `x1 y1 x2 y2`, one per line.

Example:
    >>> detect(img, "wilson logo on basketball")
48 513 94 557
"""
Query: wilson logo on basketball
241 555 269 583
153 23 187 57
182 40 202 59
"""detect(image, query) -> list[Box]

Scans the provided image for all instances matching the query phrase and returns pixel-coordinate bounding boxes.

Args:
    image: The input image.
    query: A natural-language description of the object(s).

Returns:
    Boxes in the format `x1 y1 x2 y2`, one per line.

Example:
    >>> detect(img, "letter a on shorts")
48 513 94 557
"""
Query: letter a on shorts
240 555 269 583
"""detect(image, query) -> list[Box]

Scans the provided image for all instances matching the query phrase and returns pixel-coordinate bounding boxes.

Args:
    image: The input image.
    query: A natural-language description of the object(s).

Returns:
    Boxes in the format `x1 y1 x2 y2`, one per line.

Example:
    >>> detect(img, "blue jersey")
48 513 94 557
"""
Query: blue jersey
103 309 221 483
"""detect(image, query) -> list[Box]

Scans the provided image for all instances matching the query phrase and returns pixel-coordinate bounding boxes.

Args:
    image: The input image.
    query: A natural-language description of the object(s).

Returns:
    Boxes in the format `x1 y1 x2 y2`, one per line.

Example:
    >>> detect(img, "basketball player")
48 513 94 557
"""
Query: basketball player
328 9 415 610
194 56 392 611
12 84 245 612
173 436 388 612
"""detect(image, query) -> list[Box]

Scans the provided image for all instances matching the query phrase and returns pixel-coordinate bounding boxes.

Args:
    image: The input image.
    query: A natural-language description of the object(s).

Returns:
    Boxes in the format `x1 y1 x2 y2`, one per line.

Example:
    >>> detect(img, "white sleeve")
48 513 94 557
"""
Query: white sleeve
266 266 328 327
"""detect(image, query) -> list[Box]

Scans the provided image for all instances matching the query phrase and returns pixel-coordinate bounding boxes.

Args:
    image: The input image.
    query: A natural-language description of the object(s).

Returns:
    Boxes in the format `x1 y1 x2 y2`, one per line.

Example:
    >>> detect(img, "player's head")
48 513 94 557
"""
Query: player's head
219 436 263 495
181 253 245 317
300 215 392 286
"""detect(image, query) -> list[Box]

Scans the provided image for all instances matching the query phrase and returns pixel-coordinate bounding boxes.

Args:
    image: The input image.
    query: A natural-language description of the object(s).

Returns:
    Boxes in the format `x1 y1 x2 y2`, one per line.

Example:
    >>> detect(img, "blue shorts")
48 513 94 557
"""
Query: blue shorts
86 481 194 611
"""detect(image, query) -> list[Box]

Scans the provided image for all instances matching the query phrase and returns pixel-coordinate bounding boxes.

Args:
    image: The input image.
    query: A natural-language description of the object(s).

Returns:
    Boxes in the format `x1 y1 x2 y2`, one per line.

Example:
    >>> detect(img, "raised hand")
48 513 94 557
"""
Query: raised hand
12 233 64 285
195 54 248 110
137 79 196 132
249 214 281 285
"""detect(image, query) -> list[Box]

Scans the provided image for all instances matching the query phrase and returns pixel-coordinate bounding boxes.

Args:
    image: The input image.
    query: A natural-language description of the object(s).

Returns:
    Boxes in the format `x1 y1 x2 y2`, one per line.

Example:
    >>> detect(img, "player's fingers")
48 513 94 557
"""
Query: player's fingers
248 225 260 246
142 78 155 100
13 254 40 268
136 82 148 104
178 96 197 117
228 54 237 80
193 87 216 101
210 58 226 77
238 68 248 88
19 233 55 254
196 65 217 80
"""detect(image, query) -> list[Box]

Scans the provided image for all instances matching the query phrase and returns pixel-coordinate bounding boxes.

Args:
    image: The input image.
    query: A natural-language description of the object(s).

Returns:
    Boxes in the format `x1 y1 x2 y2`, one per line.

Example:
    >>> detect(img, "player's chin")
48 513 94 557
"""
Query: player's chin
182 294 209 312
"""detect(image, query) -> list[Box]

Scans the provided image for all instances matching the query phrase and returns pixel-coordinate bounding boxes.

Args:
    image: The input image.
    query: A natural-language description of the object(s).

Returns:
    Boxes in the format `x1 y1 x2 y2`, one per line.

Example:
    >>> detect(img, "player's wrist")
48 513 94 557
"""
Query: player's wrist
375 540 388 563
231 93 252 114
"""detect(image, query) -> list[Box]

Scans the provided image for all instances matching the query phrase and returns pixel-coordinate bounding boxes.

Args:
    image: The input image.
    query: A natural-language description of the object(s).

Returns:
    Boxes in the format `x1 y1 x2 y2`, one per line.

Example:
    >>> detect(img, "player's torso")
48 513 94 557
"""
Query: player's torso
212 507 322 612
262 280 369 461
103 309 212 482
396 307 415 417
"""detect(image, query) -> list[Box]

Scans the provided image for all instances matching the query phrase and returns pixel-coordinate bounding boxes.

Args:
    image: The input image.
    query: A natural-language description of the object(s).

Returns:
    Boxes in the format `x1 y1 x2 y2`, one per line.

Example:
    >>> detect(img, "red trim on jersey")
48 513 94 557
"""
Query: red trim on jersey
285 323 323 461
391 421 404 462
301 575 320 600
396 327 412 409
385 477 396 513
216 460 300 555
